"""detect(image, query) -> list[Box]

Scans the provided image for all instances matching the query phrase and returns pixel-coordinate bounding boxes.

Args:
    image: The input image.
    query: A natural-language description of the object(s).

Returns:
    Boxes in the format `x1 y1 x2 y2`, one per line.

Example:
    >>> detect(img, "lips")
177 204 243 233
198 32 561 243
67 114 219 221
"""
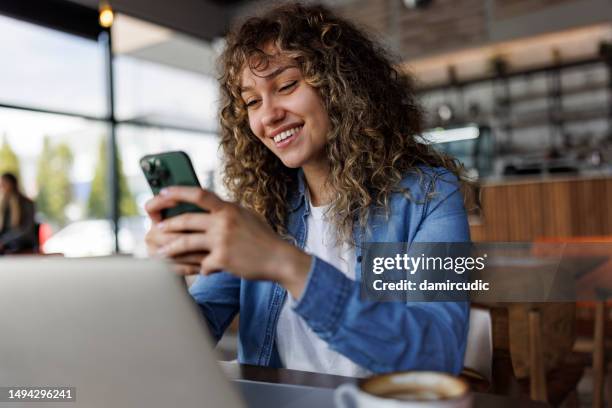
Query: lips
273 126 303 148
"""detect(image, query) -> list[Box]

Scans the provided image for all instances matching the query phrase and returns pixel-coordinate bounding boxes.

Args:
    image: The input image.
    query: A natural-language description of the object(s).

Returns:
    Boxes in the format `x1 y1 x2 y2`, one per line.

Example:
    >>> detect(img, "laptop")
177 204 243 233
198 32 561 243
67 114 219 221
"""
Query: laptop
0 257 245 408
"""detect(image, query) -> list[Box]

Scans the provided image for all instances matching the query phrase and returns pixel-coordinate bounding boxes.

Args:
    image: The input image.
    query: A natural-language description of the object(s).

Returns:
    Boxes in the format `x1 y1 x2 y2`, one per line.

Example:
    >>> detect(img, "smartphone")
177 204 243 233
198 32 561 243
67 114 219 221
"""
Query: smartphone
140 151 206 219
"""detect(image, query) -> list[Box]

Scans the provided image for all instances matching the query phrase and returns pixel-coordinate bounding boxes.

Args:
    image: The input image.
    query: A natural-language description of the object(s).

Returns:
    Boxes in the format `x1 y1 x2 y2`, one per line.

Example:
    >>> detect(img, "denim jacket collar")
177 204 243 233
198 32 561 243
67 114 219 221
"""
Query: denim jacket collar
287 168 307 214
288 167 363 243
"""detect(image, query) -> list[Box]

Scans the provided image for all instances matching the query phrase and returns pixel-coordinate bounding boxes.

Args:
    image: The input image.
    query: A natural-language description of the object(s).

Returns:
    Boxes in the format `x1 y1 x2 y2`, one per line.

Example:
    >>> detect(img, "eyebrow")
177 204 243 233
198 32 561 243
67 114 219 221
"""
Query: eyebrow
239 65 297 93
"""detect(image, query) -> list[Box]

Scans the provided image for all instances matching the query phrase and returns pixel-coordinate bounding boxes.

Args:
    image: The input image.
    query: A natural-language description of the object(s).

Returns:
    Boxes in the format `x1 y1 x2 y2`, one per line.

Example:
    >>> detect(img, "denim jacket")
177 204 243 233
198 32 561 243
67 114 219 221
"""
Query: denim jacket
189 167 470 374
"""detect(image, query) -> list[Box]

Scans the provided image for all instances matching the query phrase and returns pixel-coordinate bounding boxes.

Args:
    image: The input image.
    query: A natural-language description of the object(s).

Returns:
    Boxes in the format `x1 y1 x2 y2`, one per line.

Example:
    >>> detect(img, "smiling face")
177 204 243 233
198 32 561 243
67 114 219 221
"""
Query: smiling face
239 50 331 171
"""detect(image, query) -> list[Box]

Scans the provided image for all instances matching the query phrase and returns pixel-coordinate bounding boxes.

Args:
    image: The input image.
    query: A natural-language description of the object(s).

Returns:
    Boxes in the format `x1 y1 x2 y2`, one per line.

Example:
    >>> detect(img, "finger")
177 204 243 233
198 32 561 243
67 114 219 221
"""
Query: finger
171 263 201 276
158 212 211 233
160 187 225 212
200 268 222 276
158 233 211 257
146 229 183 248
172 253 208 266
201 256 223 276
144 196 179 223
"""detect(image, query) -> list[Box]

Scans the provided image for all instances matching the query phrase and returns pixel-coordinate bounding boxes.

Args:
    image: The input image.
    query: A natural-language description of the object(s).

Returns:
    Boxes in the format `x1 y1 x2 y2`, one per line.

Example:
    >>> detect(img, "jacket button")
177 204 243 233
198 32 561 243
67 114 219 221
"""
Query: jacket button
357 256 362 263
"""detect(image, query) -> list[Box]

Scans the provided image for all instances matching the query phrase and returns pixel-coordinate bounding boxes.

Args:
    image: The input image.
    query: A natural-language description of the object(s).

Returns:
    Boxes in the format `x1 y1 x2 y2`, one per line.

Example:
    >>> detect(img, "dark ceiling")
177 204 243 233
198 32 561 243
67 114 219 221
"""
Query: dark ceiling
65 0 249 41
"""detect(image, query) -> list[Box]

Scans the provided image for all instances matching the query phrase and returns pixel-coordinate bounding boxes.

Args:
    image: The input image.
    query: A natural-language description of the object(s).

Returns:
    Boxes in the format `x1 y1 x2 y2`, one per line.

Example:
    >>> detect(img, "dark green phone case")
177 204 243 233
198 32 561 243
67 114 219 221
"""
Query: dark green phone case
140 151 206 219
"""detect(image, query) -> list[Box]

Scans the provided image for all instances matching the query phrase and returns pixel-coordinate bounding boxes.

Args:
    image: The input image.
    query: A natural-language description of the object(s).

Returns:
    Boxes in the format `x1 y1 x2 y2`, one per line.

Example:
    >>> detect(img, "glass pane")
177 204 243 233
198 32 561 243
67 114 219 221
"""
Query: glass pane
112 14 219 132
0 14 106 117
0 107 115 257
117 124 222 255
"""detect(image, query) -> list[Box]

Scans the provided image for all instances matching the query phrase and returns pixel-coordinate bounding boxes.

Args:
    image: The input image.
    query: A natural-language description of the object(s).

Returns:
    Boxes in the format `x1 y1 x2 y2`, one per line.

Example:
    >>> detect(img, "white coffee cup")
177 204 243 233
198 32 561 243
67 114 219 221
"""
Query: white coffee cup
334 371 472 408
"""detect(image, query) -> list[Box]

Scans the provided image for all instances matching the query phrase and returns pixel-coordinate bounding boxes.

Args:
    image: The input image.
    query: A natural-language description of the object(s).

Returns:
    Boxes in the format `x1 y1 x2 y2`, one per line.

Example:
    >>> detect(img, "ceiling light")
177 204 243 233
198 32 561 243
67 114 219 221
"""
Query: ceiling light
403 0 433 9
437 104 453 122
99 1 114 28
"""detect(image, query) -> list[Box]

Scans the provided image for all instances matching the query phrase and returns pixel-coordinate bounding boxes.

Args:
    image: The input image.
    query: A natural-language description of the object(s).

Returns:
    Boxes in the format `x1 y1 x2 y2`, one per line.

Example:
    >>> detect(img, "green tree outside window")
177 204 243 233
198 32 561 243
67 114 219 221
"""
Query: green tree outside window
0 134 21 180
87 137 138 218
35 137 73 226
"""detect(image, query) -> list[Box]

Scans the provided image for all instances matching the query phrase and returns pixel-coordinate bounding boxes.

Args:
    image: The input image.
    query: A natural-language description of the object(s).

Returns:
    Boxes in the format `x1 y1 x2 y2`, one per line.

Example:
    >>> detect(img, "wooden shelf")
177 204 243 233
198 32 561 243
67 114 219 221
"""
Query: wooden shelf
510 106 609 129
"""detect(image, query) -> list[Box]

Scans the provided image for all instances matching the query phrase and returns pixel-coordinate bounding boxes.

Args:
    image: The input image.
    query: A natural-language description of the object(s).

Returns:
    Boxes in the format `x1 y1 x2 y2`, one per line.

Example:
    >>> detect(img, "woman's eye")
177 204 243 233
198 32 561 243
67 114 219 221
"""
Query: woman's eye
279 81 298 92
246 99 260 108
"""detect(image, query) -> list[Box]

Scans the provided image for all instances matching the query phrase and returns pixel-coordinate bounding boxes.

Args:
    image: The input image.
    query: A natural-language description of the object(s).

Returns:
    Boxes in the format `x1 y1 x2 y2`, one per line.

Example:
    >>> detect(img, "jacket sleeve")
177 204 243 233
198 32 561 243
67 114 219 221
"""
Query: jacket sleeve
292 178 470 374
188 272 241 343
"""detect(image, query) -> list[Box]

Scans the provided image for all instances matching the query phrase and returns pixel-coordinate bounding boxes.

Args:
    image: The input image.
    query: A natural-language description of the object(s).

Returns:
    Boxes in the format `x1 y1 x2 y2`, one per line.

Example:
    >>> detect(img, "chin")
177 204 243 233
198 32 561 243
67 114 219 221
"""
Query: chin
280 158 304 169
274 150 307 169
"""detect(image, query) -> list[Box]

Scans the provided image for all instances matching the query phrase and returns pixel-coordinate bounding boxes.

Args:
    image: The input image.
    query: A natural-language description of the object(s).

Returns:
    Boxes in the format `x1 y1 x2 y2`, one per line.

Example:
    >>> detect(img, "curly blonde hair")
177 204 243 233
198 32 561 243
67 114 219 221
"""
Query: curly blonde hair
218 2 467 246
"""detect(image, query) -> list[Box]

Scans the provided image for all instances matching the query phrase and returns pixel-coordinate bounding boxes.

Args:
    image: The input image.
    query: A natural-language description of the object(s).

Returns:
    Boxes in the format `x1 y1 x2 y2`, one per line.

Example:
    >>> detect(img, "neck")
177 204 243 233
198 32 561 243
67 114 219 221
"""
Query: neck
302 162 331 207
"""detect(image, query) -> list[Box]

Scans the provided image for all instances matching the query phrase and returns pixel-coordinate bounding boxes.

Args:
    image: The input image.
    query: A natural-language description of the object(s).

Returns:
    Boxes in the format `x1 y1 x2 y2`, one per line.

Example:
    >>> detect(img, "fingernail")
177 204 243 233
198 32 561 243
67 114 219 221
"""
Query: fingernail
160 188 169 195
157 221 166 230
157 246 168 255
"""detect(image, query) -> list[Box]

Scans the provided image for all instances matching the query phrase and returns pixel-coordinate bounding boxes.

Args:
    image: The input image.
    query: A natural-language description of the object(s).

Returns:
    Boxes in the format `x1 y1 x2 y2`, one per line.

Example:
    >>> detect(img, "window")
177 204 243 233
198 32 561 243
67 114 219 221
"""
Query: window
0 107 114 256
0 14 106 117
0 10 221 256
112 13 220 132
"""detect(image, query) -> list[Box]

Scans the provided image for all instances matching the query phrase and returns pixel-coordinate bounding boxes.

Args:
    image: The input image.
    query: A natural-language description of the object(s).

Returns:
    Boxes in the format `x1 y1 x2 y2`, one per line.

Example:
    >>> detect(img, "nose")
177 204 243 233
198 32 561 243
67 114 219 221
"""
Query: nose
261 99 286 128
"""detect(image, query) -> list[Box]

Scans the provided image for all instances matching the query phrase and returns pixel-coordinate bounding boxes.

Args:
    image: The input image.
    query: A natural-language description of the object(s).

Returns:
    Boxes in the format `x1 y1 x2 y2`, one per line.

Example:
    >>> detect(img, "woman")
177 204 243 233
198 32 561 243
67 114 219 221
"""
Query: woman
0 172 36 254
145 2 470 377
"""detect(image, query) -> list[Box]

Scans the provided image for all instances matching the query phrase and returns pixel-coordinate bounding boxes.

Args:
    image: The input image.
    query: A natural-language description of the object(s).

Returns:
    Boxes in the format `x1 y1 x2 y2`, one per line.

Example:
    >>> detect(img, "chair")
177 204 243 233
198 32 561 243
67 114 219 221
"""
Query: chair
463 306 493 382
534 235 612 408
481 302 584 405
460 306 493 392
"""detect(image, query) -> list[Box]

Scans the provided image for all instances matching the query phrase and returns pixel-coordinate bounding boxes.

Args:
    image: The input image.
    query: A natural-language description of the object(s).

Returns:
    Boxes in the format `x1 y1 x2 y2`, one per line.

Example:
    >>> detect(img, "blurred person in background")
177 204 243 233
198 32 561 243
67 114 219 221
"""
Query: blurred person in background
145 2 470 377
0 172 37 254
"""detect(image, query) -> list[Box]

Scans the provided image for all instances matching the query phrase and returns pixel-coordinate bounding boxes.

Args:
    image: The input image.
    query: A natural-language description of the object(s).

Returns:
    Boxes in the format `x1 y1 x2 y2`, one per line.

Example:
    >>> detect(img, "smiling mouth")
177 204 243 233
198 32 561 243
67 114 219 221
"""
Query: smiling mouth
273 126 303 147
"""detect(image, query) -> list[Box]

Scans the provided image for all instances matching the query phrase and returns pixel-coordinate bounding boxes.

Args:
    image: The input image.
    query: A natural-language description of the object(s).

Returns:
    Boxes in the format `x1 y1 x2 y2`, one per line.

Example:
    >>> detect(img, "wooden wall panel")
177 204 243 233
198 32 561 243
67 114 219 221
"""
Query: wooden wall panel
334 0 389 38
335 0 487 59
540 180 573 237
479 184 500 240
471 177 612 241
493 0 577 20
524 183 545 240
606 178 612 233
573 179 601 235
399 0 487 59
331 0 600 62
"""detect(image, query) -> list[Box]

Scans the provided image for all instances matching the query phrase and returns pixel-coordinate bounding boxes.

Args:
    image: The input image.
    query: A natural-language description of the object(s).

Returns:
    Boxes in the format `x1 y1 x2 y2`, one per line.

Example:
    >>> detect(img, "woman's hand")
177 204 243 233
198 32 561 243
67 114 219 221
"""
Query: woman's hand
144 194 207 276
145 187 312 296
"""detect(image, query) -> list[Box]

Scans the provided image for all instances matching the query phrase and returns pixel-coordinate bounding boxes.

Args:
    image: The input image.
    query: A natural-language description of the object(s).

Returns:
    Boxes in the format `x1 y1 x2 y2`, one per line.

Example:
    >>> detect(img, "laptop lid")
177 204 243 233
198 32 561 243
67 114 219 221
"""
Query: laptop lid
0 256 244 408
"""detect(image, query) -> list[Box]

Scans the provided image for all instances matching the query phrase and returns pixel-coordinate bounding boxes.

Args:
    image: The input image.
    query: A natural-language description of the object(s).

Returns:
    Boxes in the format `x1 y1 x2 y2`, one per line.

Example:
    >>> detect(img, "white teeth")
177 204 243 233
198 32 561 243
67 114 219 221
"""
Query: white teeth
273 126 302 143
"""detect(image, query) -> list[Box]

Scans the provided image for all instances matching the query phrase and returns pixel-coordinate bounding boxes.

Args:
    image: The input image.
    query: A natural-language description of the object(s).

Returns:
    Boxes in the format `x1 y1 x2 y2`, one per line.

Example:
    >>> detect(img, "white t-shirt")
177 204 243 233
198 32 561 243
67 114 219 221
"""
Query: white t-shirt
275 200 371 377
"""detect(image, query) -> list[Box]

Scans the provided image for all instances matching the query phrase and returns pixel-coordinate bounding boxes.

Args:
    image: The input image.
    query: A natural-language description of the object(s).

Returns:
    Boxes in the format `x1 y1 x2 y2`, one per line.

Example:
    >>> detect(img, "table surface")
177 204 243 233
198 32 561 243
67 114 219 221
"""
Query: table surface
219 362 549 408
